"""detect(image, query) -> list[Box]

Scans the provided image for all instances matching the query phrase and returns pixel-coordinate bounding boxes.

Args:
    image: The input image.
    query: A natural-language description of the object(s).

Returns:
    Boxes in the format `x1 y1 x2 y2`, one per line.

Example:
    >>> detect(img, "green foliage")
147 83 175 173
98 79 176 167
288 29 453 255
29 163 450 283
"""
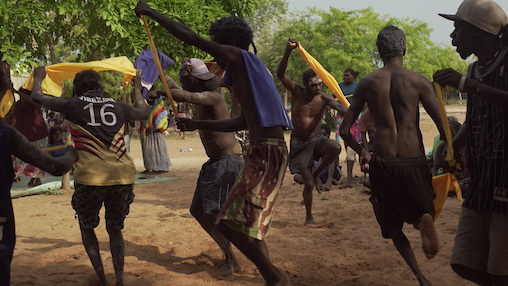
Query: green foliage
257 7 469 98
1 0 257 73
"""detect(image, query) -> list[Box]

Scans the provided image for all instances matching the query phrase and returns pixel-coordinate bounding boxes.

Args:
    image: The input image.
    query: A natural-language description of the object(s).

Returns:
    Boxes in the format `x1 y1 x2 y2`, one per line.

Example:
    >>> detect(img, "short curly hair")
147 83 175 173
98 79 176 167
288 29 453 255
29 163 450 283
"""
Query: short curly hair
376 26 406 58
73 69 103 96
209 16 254 51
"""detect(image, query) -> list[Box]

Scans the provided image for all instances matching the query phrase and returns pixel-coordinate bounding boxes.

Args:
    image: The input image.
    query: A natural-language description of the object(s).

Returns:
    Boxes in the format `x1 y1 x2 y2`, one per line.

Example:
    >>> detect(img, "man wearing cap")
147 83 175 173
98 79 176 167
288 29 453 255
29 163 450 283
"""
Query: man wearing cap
434 0 508 284
152 58 244 276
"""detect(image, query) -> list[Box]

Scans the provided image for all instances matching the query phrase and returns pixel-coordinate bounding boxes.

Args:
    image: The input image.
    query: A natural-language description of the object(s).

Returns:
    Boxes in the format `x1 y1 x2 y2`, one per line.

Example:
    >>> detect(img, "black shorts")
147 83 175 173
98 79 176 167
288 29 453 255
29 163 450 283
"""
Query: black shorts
72 183 135 230
191 154 244 212
369 157 435 238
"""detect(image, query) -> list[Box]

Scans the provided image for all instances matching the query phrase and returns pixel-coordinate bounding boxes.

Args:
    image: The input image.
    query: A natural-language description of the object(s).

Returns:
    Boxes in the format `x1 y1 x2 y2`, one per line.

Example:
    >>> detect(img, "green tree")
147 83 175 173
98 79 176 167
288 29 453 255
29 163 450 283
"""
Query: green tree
259 7 468 94
1 0 258 74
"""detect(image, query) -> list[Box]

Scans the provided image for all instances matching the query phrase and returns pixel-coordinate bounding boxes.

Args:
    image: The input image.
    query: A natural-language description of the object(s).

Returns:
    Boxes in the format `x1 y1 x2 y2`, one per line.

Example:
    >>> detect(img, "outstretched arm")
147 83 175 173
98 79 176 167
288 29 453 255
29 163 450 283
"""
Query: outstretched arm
10 126 78 176
323 94 348 116
134 1 241 66
277 39 298 93
177 114 247 132
30 66 69 112
434 68 508 111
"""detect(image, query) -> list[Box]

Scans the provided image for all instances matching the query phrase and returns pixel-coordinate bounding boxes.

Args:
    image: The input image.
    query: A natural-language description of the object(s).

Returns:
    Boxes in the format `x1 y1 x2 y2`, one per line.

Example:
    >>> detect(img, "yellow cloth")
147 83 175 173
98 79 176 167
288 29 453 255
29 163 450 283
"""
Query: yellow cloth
433 82 455 167
22 57 136 97
292 41 350 107
432 173 463 220
0 89 15 118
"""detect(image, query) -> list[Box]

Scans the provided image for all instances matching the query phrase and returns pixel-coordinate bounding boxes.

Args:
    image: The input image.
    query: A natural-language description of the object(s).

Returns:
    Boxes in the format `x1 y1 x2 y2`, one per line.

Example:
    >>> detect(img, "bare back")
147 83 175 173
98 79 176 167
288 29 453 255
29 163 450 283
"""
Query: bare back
357 65 440 158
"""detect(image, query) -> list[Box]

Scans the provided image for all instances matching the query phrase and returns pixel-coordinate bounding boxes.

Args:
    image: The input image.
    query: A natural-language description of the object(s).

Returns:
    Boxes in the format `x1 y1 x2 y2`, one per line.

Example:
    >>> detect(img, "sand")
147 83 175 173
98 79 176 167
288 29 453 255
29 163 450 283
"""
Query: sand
9 106 475 286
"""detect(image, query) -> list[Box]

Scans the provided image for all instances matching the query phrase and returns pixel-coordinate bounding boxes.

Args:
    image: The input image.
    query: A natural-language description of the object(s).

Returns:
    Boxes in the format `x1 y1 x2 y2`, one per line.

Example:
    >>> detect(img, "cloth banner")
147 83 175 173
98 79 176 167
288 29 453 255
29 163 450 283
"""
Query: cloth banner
432 173 462 220
292 41 350 107
22 57 136 97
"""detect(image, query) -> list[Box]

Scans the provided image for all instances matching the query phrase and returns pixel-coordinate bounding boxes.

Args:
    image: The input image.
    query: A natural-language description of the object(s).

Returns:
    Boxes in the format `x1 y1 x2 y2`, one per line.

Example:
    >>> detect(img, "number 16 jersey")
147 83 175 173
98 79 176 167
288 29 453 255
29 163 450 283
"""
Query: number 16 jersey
63 91 135 186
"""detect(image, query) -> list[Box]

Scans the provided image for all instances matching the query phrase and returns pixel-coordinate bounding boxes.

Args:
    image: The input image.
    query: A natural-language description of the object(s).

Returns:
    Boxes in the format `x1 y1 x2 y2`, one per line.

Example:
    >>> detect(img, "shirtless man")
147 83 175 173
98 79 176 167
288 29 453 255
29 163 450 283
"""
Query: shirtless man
339 26 444 286
277 39 345 225
135 2 292 285
153 58 244 276
0 121 77 285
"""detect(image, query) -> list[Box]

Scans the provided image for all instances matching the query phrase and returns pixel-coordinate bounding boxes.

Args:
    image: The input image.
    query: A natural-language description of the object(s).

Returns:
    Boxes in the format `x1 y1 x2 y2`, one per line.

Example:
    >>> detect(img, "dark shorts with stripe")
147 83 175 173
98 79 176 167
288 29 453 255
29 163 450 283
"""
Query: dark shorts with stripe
72 183 135 230
369 156 435 239
191 154 244 212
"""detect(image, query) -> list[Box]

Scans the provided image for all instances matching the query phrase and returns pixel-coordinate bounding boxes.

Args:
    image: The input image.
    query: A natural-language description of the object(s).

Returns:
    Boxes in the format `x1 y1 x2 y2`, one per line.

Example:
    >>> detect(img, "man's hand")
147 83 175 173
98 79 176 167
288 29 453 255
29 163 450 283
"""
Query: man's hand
134 0 152 18
360 148 371 170
33 66 46 81
287 38 298 50
433 68 462 89
134 69 142 90
176 117 197 131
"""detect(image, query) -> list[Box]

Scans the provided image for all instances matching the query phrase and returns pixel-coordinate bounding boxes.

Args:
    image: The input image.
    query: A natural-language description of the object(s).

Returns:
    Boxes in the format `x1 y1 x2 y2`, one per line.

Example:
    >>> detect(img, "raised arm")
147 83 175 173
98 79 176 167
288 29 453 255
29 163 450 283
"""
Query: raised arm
10 125 78 176
30 66 69 112
123 69 149 121
134 0 241 66
277 39 298 92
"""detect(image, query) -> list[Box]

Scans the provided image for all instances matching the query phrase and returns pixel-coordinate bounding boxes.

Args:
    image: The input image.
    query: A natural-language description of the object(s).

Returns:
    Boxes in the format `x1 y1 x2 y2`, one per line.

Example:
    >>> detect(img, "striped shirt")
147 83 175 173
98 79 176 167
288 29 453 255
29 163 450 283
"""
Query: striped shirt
464 47 508 214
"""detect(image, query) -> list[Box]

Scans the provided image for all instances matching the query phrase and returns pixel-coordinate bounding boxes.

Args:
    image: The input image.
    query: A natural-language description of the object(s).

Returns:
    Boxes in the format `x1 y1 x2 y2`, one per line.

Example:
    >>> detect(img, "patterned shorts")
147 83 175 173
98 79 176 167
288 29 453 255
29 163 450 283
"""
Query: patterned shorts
217 138 288 240
72 183 135 230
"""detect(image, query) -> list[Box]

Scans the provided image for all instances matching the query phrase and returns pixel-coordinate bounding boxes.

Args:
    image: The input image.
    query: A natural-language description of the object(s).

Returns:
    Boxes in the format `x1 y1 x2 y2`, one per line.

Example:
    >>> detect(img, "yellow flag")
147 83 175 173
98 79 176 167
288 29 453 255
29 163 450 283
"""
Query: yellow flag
433 82 455 167
292 41 350 107
431 82 463 220
432 173 462 220
22 57 136 97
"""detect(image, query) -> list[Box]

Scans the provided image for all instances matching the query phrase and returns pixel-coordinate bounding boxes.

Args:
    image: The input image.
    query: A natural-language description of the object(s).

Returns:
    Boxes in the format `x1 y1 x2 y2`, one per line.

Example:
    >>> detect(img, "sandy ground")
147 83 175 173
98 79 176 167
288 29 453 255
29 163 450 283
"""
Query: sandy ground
10 105 475 286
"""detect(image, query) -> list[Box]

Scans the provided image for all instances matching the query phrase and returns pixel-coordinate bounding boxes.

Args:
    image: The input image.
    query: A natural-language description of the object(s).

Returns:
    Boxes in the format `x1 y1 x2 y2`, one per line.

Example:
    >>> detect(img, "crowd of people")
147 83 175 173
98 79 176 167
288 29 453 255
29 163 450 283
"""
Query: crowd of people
1 0 508 285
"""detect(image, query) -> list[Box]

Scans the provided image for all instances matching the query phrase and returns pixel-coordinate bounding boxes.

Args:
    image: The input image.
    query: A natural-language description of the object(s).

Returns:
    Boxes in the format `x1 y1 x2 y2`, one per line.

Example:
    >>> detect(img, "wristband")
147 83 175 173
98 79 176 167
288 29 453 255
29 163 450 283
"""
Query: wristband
458 75 467 92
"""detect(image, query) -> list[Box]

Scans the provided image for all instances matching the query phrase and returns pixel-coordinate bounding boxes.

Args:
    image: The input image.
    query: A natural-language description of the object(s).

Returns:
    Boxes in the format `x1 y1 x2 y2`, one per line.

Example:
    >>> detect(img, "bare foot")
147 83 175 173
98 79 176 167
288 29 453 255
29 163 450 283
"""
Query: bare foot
313 175 323 194
219 260 241 277
304 218 316 226
419 213 439 259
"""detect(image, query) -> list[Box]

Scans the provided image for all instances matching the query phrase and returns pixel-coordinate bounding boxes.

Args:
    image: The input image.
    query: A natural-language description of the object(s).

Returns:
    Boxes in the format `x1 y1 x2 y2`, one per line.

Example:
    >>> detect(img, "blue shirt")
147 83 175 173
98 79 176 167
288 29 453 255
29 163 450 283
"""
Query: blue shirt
339 81 358 104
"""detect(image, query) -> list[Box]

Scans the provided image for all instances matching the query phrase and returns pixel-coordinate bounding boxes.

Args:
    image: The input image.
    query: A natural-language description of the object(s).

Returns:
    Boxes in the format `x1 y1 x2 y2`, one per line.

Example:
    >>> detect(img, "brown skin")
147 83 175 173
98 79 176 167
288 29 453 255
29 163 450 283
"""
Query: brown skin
340 50 444 286
30 66 148 286
434 20 508 286
10 126 77 176
135 2 289 285
277 39 345 225
153 74 242 276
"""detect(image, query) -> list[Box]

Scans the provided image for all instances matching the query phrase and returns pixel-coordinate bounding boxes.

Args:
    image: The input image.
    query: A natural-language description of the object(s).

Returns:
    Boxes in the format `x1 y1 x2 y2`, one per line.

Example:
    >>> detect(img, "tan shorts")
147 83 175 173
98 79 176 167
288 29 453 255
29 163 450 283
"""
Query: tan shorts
451 207 508 275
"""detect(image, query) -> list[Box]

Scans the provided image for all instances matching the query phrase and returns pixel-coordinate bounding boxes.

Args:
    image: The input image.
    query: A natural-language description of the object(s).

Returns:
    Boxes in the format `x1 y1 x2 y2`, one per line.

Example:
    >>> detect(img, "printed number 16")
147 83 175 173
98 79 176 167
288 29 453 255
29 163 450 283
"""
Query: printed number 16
84 103 117 126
